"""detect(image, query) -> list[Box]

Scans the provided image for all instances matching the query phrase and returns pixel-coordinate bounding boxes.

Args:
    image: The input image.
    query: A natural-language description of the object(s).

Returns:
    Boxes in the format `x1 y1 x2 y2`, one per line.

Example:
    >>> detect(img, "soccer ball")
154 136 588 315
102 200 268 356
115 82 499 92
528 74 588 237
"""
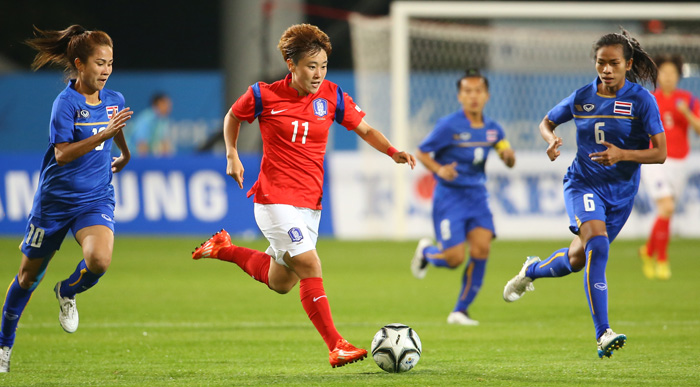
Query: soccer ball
370 323 422 373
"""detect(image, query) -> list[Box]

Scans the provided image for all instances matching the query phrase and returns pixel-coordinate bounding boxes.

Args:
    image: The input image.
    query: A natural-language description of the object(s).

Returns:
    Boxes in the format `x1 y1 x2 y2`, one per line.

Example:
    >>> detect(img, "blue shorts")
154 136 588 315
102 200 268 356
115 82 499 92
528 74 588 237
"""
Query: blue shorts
432 183 495 251
563 177 634 243
20 203 115 259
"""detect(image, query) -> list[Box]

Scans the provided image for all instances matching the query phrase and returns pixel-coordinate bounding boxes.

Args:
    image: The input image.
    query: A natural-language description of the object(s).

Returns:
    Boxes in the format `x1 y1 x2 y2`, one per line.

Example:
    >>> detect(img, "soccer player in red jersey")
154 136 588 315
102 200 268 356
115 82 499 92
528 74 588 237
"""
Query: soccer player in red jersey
192 24 416 368
640 54 700 280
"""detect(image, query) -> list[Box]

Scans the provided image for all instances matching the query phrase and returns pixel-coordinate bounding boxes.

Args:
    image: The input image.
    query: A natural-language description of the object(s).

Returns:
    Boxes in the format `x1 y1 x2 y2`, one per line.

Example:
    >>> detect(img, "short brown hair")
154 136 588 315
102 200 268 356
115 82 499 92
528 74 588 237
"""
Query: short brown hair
654 54 683 76
277 24 332 64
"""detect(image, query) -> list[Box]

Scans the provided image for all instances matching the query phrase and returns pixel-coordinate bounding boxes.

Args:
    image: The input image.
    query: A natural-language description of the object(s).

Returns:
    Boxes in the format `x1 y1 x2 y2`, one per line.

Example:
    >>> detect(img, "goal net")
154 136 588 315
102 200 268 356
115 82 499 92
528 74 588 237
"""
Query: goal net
341 2 700 239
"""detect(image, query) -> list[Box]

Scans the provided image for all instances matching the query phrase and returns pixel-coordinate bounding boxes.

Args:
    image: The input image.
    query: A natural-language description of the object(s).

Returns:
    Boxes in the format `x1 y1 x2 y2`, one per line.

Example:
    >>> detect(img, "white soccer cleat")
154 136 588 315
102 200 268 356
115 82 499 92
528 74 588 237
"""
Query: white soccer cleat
446 311 479 326
503 256 541 302
597 328 626 358
411 238 432 279
54 282 79 333
0 346 11 373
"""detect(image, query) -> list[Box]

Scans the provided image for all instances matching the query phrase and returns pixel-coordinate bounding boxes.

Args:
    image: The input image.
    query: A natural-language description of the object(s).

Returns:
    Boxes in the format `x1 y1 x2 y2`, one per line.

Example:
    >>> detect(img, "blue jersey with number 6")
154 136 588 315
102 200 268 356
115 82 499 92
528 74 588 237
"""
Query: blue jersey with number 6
31 79 125 218
547 78 663 206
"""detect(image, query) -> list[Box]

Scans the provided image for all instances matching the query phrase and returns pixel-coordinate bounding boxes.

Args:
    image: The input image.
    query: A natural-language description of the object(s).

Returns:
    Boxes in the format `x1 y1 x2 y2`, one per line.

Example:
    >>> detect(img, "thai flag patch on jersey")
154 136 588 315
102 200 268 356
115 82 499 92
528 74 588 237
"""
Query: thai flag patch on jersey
106 105 119 119
613 101 632 115
486 129 499 142
313 98 328 117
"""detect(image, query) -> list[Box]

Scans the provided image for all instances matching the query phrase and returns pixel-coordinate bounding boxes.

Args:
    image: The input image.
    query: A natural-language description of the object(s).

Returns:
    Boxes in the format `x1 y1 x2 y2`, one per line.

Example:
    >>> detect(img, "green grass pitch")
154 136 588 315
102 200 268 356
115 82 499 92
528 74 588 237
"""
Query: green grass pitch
0 236 698 386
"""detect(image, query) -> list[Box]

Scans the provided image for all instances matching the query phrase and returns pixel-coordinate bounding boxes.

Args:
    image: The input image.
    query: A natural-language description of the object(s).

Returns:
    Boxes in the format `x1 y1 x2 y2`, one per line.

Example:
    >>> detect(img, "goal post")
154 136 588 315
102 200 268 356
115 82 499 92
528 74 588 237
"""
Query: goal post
347 2 700 239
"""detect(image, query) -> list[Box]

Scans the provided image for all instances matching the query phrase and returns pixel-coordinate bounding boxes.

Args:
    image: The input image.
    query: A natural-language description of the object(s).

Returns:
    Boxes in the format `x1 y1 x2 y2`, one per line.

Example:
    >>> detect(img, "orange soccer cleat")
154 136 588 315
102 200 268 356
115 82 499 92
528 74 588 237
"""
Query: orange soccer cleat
329 339 367 368
192 229 232 260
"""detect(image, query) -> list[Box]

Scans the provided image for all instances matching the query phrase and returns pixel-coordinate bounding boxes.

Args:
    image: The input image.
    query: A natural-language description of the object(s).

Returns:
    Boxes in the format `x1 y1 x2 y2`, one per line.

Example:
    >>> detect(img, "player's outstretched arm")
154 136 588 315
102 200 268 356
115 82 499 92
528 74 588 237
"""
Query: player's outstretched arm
353 119 416 169
223 110 245 189
55 107 133 166
539 116 562 162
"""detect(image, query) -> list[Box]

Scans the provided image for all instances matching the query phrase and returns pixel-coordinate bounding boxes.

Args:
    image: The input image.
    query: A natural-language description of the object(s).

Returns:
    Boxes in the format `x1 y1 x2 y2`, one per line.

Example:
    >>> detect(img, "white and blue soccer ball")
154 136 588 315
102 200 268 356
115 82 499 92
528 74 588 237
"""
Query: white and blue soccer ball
370 323 422 373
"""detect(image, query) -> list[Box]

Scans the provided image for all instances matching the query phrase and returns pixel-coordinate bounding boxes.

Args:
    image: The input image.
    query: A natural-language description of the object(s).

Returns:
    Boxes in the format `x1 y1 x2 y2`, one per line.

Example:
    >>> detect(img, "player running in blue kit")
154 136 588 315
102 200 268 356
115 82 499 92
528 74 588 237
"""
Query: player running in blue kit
503 30 665 358
411 69 515 326
0 25 132 372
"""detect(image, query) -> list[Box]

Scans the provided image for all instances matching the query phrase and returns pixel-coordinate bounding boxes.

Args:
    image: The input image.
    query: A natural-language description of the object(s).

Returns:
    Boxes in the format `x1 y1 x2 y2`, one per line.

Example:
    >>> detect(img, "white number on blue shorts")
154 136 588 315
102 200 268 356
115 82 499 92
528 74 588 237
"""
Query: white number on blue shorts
440 219 451 241
26 223 45 248
583 193 595 212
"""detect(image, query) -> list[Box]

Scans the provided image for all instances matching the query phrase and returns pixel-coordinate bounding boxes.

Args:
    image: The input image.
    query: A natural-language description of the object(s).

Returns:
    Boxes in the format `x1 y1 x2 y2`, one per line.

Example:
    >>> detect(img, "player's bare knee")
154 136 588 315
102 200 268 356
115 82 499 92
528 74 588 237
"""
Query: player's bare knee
444 252 464 268
17 272 38 290
270 282 294 294
569 250 586 272
658 200 675 218
469 246 490 261
85 255 111 274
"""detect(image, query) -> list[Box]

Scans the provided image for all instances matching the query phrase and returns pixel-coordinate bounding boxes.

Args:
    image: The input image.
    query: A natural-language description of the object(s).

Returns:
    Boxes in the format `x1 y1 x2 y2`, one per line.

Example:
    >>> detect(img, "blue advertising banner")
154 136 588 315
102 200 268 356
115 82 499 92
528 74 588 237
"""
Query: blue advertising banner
0 154 334 236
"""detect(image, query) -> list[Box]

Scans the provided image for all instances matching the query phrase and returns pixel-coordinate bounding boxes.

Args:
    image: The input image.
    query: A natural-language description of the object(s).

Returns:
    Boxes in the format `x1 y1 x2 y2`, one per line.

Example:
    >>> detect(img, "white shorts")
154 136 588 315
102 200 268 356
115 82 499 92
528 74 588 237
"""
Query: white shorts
254 203 321 267
641 158 687 200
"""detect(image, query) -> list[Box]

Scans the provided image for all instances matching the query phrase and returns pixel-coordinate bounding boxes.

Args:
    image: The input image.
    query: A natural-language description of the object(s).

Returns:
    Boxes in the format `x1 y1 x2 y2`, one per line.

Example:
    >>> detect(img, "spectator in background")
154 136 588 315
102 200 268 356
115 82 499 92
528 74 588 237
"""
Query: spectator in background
639 54 700 280
128 93 172 156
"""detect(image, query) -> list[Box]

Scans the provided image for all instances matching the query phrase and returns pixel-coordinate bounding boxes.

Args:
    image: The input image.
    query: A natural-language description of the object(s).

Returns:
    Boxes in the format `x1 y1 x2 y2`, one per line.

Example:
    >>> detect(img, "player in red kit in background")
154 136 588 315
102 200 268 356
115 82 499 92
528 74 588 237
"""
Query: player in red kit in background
640 54 700 280
192 24 416 368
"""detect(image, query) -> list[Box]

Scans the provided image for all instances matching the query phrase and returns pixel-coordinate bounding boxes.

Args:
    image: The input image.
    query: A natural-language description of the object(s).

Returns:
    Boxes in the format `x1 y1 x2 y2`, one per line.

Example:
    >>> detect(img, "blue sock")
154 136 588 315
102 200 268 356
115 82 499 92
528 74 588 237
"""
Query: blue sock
453 258 486 312
526 248 573 279
584 236 611 339
60 260 104 298
424 246 452 268
1 276 33 347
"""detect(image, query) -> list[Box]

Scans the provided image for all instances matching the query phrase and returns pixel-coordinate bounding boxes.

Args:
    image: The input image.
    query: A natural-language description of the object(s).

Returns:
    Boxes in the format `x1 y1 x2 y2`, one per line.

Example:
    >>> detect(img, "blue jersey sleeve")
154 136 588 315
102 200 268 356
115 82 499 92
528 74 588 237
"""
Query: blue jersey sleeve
116 91 126 110
547 91 576 125
495 122 506 143
639 91 664 136
419 119 452 153
50 96 76 145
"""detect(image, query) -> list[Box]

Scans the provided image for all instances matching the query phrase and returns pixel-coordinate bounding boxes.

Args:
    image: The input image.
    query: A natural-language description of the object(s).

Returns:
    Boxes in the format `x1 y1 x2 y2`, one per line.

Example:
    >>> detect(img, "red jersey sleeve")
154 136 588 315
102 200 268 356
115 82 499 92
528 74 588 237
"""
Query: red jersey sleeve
691 95 700 116
231 84 260 123
335 91 366 131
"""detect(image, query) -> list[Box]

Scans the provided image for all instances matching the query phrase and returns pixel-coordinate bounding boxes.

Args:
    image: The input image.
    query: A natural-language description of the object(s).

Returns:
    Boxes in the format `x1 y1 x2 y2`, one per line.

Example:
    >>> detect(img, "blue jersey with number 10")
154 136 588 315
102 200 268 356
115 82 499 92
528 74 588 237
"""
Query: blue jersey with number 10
547 78 663 206
31 79 125 218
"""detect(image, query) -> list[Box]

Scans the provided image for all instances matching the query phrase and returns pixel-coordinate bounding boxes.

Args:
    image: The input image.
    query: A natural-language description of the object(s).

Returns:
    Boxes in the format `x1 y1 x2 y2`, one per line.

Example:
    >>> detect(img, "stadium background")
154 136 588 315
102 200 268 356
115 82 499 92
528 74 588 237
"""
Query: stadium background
1 0 699 240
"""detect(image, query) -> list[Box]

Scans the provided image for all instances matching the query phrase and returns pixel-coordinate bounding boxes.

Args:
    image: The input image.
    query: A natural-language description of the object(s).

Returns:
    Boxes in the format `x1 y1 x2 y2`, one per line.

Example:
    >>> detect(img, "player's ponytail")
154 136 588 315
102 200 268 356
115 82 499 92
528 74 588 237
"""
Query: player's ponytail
594 28 658 88
26 25 113 76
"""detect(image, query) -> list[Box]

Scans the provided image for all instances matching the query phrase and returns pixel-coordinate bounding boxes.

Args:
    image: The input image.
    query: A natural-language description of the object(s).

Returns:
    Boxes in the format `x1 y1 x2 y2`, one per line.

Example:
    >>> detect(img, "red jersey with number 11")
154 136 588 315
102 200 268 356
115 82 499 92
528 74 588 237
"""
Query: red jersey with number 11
231 74 365 209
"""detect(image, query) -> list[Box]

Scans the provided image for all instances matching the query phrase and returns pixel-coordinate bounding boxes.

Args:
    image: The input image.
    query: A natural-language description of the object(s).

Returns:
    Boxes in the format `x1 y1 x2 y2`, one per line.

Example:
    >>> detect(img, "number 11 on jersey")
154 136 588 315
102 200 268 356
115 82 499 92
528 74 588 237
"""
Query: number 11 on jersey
291 121 309 144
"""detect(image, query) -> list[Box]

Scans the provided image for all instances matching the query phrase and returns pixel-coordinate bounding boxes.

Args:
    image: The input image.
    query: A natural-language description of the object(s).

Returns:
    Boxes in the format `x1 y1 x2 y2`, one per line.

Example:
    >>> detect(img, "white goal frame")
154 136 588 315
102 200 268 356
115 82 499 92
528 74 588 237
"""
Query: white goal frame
388 1 700 238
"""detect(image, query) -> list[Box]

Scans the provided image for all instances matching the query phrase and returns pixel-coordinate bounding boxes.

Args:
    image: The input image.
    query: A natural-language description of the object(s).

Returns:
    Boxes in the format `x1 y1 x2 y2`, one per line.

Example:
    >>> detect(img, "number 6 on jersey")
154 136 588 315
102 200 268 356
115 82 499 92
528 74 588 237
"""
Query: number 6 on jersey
594 122 605 144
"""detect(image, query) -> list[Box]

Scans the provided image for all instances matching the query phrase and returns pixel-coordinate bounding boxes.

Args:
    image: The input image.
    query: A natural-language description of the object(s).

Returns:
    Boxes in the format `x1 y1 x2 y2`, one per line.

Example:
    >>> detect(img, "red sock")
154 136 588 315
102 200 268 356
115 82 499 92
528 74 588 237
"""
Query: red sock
217 245 271 286
299 277 342 350
650 217 670 262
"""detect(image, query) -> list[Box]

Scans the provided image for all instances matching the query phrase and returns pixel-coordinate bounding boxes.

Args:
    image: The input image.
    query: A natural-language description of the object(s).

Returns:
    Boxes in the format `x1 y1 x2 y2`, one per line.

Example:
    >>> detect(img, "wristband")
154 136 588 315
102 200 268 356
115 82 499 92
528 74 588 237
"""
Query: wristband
387 146 398 157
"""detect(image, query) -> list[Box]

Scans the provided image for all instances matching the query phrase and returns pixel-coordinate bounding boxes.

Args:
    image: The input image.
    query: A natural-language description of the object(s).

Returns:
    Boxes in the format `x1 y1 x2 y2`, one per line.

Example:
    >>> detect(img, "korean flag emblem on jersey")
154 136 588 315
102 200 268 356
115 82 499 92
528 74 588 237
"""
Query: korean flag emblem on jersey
106 105 119 119
288 227 304 243
313 98 328 117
